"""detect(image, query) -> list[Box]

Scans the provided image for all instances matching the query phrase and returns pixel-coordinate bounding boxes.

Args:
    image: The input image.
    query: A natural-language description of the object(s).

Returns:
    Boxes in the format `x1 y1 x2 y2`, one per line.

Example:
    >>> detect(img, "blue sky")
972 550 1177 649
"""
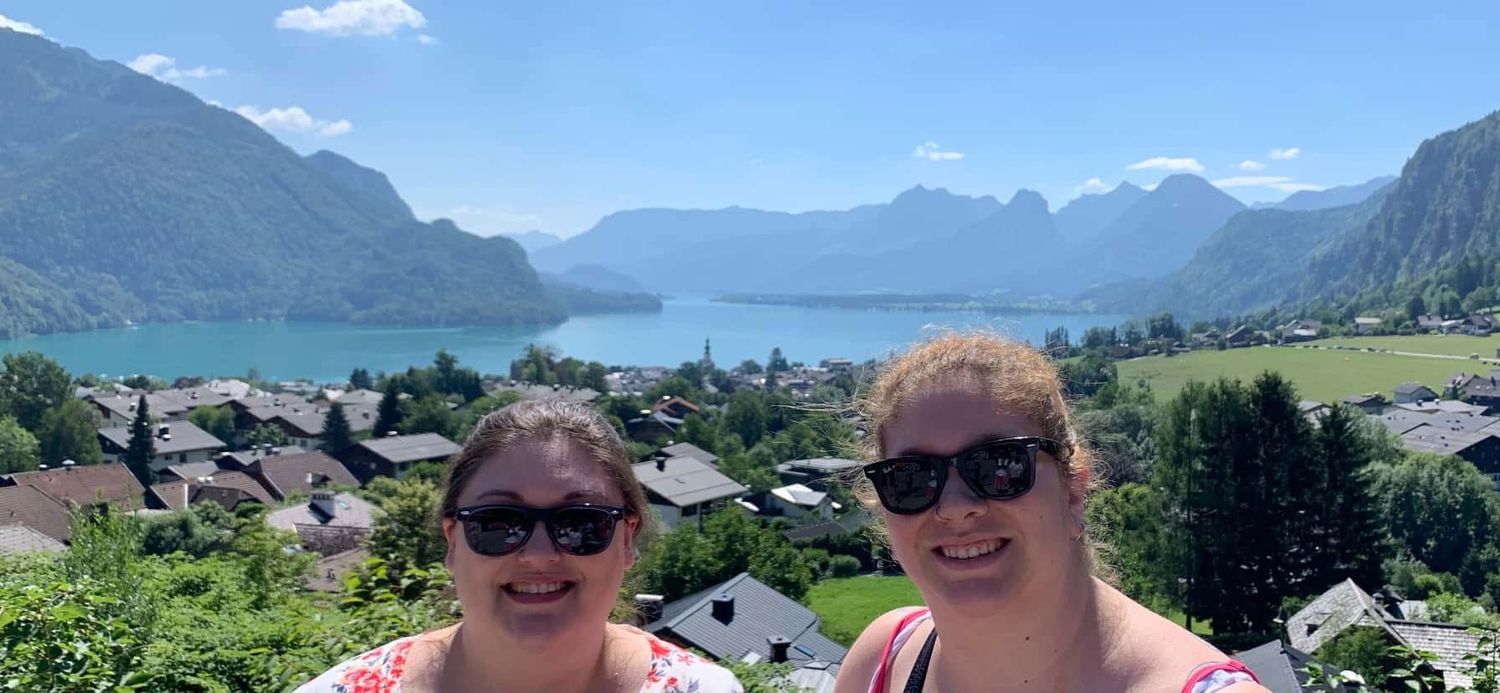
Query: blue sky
4 1 1499 237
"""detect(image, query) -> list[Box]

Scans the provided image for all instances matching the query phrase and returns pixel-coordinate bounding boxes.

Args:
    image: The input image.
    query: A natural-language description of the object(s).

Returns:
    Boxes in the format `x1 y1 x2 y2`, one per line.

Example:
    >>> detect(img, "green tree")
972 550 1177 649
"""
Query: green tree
367 479 445 571
767 347 789 373
37 398 104 467
1087 483 1180 613
1312 404 1392 589
321 401 354 453
349 367 373 390
724 391 770 448
124 395 156 486
0 415 41 474
374 380 404 437
400 395 458 439
738 359 763 375
247 423 288 449
1369 453 1498 575
0 351 71 432
187 404 236 447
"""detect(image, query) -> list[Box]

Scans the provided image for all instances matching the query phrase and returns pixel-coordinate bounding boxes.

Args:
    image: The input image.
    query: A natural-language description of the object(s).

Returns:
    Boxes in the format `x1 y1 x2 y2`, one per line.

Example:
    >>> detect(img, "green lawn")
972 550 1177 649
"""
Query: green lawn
1307 333 1500 359
1116 345 1471 404
806 576 922 646
805 575 1212 643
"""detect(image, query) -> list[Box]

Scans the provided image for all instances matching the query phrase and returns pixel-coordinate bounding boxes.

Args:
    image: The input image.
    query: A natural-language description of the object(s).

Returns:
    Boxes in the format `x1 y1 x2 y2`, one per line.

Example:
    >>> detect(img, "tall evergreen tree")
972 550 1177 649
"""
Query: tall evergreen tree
321 402 354 454
1314 403 1388 589
124 395 156 486
374 381 403 437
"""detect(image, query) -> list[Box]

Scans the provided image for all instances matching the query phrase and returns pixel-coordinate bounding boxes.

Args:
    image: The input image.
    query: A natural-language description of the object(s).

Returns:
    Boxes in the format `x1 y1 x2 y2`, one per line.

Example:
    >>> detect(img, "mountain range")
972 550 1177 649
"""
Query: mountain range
0 30 656 339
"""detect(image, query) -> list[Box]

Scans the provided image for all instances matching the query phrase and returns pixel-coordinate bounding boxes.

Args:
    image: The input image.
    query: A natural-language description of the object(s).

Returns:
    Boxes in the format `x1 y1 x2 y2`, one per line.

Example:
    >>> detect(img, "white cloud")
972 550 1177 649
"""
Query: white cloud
425 205 544 236
1212 176 1325 193
912 142 965 161
416 33 437 45
234 105 352 137
1237 160 1266 171
1075 177 1110 194
0 13 44 35
276 0 426 36
128 54 227 83
1125 156 1204 173
1268 147 1301 160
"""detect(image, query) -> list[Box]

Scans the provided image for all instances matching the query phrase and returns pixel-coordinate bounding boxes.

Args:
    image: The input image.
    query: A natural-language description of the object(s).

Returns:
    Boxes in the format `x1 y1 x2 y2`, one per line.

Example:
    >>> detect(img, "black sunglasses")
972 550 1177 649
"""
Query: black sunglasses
862 436 1068 515
454 503 628 557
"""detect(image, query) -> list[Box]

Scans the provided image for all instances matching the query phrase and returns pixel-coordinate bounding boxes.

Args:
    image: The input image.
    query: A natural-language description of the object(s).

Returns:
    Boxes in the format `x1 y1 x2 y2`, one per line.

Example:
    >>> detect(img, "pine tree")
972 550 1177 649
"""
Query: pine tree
349 368 373 391
124 395 156 486
374 381 403 437
321 402 353 453
1315 403 1387 588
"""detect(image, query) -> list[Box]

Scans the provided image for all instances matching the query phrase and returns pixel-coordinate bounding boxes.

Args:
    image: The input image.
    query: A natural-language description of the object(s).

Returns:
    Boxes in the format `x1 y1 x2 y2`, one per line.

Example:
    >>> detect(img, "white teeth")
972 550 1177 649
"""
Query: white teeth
510 582 566 594
940 540 1001 560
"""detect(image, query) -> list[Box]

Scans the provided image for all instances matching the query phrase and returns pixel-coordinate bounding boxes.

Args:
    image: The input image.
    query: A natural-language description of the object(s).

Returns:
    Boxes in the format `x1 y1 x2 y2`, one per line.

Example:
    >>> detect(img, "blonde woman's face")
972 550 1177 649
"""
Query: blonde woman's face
880 387 1084 617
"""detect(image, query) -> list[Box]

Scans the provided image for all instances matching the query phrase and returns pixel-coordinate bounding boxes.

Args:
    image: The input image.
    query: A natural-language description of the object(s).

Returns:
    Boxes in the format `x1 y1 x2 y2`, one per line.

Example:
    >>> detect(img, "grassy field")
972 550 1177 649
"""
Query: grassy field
1116 345 1471 404
806 576 922 646
805 575 1212 644
1308 333 1500 359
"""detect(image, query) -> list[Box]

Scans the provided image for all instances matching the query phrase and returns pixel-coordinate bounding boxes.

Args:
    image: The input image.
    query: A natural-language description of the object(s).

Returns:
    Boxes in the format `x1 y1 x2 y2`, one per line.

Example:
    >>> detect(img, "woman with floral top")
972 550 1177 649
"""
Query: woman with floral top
298 400 740 693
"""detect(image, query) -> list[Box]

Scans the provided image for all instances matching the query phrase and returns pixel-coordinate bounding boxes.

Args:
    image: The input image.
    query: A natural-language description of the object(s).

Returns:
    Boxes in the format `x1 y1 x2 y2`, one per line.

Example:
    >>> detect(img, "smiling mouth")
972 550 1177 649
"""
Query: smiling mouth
935 538 1008 560
504 581 574 595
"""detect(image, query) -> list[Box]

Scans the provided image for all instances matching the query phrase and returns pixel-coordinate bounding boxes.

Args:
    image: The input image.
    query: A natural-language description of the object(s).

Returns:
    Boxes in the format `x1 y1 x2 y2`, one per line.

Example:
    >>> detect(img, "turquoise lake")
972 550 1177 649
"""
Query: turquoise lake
0 298 1128 383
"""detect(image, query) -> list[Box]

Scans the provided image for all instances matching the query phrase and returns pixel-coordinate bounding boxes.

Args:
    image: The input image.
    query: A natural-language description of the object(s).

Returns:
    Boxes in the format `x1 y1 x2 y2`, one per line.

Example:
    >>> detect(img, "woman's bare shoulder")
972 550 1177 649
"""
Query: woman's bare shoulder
833 606 926 693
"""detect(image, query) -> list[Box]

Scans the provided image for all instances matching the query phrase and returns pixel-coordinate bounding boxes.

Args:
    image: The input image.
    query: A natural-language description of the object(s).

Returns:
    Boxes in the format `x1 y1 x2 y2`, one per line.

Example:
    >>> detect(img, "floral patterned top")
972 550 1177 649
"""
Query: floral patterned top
295 630 742 693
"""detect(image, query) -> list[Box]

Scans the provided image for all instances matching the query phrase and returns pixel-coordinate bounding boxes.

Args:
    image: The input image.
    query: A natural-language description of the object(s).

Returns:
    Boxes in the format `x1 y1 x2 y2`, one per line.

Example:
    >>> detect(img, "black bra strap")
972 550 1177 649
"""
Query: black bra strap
902 629 938 693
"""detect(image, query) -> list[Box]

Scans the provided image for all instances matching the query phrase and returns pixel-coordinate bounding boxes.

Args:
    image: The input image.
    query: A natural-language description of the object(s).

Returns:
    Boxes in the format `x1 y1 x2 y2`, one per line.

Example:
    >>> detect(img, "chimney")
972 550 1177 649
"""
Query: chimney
710 593 735 623
635 594 665 624
656 457 666 472
181 482 190 509
767 635 791 663
310 491 336 519
158 423 171 439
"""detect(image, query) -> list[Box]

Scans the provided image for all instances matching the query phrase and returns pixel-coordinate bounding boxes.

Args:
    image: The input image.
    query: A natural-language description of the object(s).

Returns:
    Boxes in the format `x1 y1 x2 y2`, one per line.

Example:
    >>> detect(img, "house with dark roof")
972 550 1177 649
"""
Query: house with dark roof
261 404 377 452
250 451 361 500
1 463 147 512
89 392 189 426
652 396 701 420
783 510 871 543
1394 399 1491 417
1342 393 1390 415
0 484 73 543
267 491 380 555
1393 382 1440 405
155 387 233 412
97 420 226 472
1235 640 1342 693
1448 369 1500 413
775 458 860 492
337 433 462 484
1397 425 1500 485
644 572 846 688
626 410 683 445
1287 580 1487 689
631 456 748 530
149 470 277 512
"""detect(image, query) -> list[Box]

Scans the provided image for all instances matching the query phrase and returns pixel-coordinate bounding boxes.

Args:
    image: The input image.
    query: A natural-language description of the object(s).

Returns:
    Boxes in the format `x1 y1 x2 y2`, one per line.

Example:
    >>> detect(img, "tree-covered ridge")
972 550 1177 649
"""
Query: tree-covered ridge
0 31 568 338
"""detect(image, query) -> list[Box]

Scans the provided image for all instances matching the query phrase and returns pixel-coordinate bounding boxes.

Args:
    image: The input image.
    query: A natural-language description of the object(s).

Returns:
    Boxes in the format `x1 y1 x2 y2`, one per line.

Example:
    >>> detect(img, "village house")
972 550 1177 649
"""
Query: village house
1393 399 1490 416
97 421 227 471
818 357 854 372
1447 370 1500 413
775 457 860 492
1398 425 1500 487
0 523 67 556
630 455 747 530
261 404 378 452
1342 393 1390 415
1 462 149 513
1278 319 1322 343
782 510 871 544
329 388 385 407
266 491 380 555
0 484 73 544
155 386 233 413
642 442 720 468
337 433 462 484
1392 382 1440 405
1353 316 1383 335
1417 314 1447 332
1288 580 1485 689
1465 314 1495 336
88 391 189 426
149 470 277 512
764 483 835 520
1235 640 1342 692
626 410 683 445
249 451 362 500
642 572 847 691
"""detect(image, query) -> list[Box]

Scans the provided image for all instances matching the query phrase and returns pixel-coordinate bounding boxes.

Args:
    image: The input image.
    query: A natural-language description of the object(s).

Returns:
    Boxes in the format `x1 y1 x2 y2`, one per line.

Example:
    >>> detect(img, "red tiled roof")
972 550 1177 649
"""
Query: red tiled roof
0 484 73 542
3 463 145 510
